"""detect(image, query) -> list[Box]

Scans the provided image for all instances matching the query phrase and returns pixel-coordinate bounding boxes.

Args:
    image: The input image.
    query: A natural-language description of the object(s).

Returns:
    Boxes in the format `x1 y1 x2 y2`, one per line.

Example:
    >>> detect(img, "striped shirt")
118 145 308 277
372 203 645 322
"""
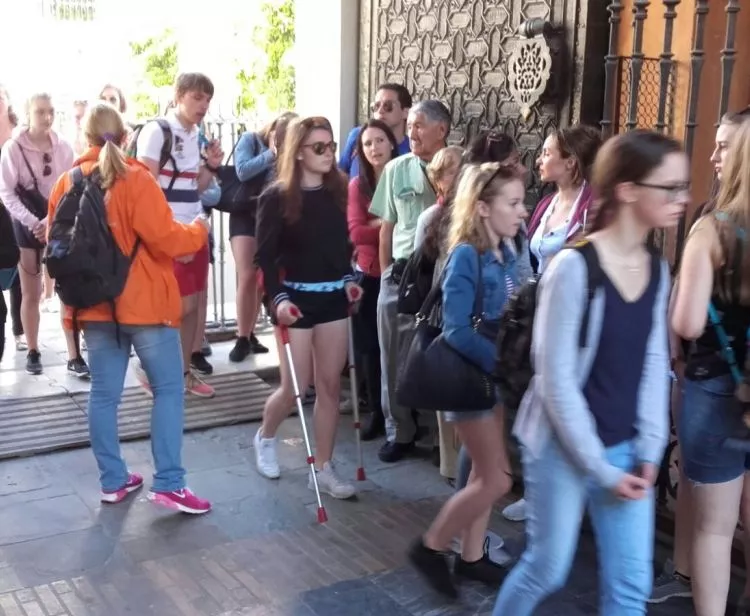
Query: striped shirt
136 113 202 224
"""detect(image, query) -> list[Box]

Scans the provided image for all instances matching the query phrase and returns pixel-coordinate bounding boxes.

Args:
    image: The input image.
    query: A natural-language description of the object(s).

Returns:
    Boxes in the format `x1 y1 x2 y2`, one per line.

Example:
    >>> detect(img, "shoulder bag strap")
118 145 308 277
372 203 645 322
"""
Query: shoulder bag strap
471 246 485 323
16 145 40 190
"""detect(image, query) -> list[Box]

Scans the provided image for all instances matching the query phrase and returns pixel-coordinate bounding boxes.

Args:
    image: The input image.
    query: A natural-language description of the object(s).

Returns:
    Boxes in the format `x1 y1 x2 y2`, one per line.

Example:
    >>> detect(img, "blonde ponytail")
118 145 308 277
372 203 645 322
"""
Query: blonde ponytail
84 102 129 190
97 140 127 190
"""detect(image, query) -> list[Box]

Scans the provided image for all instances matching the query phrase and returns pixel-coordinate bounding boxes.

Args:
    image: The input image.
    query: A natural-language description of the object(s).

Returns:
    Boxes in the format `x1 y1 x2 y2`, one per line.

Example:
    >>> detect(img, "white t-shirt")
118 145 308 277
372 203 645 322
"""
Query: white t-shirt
136 113 202 224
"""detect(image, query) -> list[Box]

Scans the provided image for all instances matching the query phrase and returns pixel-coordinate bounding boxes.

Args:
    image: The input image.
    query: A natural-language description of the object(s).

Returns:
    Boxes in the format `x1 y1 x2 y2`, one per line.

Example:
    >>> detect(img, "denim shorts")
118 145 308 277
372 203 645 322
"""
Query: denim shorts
442 387 500 423
678 374 750 484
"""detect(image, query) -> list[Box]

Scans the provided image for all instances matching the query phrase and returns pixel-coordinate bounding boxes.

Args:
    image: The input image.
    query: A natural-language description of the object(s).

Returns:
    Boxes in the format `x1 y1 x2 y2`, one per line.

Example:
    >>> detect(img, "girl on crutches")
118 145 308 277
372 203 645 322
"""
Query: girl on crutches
254 116 363 501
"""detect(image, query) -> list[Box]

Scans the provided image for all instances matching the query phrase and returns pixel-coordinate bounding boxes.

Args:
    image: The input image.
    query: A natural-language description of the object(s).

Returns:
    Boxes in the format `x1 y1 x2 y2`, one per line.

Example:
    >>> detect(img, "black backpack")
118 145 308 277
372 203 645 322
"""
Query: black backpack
45 168 140 344
495 240 605 414
126 118 178 190
397 245 436 315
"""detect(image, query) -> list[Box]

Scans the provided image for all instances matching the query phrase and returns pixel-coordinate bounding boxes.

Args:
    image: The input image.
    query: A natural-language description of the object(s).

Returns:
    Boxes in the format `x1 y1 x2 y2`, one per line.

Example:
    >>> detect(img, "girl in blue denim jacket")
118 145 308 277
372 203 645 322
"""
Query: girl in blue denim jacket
408 163 527 596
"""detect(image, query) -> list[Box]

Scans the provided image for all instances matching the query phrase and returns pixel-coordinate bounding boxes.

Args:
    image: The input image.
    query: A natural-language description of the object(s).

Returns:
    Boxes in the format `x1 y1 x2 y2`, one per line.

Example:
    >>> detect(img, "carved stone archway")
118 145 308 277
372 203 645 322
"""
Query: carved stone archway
358 0 608 201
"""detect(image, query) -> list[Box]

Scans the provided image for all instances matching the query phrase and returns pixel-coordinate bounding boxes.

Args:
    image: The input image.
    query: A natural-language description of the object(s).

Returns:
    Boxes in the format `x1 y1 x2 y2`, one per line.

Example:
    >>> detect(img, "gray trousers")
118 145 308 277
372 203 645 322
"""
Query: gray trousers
377 264 419 444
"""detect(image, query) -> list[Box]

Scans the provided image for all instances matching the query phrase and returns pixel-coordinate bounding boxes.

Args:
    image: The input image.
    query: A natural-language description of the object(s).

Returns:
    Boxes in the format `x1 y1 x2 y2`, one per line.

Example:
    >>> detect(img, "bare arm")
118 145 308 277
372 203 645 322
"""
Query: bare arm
197 166 214 193
672 219 718 340
138 157 160 181
379 220 395 275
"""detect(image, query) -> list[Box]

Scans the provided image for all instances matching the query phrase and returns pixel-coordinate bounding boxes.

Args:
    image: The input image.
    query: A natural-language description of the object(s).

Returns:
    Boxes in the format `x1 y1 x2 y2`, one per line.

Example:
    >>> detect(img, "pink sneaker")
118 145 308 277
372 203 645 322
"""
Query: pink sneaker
101 472 144 504
185 371 215 398
147 487 212 514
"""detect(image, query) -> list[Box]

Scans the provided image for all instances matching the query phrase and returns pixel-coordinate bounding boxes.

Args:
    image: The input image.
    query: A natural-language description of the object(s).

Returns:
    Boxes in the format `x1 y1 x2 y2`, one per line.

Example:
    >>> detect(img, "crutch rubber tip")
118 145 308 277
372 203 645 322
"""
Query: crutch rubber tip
306 456 315 464
317 507 328 523
356 467 366 481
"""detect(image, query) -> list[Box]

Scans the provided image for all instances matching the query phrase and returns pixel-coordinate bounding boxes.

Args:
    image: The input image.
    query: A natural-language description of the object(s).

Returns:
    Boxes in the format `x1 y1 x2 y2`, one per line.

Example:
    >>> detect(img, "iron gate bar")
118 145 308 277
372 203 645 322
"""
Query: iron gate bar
602 1 625 139
626 1 651 132
656 1 680 134
717 0 741 124
678 0 710 258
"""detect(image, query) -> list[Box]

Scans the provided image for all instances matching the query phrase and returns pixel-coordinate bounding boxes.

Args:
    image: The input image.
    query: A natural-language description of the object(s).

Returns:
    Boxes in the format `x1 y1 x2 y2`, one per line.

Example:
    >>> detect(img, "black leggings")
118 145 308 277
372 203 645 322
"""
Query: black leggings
9 274 22 337
353 274 382 414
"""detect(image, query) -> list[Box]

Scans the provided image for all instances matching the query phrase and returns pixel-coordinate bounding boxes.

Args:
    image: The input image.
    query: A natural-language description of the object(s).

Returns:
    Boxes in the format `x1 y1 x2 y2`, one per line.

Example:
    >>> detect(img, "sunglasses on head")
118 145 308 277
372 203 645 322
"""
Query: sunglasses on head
371 100 396 114
303 141 337 156
42 152 52 177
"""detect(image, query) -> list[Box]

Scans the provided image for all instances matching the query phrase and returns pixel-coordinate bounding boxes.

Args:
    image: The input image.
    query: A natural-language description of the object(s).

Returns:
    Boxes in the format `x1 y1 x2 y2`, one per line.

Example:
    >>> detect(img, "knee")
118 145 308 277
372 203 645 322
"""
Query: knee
238 267 257 290
314 375 341 404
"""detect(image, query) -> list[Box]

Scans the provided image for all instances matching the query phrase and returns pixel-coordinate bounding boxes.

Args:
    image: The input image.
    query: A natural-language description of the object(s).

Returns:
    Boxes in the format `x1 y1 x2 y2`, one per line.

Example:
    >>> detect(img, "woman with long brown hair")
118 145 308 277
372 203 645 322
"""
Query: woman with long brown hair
254 116 363 500
493 129 685 615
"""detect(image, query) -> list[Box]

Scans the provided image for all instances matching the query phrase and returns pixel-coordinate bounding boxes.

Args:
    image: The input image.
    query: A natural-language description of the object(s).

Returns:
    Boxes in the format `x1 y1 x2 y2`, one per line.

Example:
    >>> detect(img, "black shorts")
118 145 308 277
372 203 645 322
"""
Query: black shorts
12 219 43 251
229 210 256 239
270 287 349 329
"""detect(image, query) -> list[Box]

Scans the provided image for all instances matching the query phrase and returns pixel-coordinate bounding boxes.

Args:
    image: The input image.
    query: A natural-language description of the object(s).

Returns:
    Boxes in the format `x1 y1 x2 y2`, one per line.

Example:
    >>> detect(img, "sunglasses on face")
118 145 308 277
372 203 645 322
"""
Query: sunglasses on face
42 152 52 177
303 141 337 156
371 100 396 114
101 95 118 106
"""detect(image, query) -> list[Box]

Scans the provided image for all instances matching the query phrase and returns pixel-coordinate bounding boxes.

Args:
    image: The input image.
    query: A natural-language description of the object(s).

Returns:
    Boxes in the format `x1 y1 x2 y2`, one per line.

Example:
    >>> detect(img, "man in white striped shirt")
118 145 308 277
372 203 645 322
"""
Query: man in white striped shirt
135 73 224 398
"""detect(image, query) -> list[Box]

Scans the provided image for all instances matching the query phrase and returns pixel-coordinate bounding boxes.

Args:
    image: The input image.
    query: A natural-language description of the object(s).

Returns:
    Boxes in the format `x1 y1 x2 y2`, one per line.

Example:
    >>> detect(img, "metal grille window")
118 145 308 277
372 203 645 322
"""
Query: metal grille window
614 57 675 134
45 0 96 21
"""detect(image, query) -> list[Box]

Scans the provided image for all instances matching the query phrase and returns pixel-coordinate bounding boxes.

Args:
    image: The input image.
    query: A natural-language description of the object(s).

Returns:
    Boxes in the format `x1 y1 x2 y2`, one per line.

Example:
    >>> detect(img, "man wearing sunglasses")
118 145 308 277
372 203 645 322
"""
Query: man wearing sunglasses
369 99 451 463
339 84 412 178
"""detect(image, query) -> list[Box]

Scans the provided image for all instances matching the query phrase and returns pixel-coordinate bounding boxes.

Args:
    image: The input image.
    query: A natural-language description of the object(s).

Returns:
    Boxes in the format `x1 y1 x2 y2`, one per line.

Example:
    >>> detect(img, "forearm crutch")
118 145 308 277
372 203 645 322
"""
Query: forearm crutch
347 308 366 481
279 323 328 523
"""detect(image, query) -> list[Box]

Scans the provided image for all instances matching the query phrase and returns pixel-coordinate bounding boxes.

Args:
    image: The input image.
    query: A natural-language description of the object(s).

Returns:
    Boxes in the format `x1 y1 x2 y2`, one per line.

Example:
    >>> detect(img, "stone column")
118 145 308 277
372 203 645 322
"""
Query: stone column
293 0 360 146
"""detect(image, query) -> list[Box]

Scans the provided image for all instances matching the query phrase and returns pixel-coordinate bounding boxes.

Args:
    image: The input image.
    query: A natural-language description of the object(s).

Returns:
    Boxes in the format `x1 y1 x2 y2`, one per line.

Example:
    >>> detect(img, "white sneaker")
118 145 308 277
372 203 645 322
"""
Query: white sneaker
310 462 355 500
254 429 280 479
502 498 527 522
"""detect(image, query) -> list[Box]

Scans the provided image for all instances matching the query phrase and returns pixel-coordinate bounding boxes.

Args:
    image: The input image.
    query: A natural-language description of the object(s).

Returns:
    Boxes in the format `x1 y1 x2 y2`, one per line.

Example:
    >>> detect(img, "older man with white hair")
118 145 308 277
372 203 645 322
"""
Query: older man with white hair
369 99 451 463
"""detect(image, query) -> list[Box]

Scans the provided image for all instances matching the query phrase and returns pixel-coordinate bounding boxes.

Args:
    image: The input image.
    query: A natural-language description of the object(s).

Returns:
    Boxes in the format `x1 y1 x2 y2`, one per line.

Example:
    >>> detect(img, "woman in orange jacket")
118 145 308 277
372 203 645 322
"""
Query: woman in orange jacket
47 102 212 514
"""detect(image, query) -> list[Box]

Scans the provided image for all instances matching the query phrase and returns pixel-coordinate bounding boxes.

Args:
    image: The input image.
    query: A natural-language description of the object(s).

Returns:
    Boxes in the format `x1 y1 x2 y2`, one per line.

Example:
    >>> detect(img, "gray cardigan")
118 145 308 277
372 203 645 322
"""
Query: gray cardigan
512 247 671 489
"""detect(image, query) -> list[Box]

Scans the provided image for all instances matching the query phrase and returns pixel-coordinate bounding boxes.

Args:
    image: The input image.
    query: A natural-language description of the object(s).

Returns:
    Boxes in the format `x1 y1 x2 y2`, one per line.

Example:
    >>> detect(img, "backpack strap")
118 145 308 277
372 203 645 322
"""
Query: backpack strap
69 166 84 187
572 240 605 348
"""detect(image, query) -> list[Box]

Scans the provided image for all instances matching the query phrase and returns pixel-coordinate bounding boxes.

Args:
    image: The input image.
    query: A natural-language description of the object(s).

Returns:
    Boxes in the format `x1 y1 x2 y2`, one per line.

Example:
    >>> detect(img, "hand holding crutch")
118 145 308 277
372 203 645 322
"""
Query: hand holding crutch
277 300 328 524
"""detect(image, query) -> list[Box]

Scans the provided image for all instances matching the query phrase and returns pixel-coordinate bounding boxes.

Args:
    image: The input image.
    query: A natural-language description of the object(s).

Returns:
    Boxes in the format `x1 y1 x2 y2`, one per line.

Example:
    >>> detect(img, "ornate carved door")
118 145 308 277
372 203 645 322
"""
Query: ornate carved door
358 0 597 201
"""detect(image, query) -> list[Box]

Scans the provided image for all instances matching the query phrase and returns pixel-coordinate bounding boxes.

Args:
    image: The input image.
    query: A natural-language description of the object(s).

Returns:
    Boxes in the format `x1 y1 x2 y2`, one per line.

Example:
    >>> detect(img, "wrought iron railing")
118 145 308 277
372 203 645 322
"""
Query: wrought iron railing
613 57 675 134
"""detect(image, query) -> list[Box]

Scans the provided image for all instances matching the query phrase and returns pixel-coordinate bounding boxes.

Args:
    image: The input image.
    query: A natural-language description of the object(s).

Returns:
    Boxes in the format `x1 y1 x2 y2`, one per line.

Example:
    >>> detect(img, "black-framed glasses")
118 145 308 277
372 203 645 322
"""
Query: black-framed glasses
303 141 337 156
371 100 396 114
634 181 690 200
42 152 52 177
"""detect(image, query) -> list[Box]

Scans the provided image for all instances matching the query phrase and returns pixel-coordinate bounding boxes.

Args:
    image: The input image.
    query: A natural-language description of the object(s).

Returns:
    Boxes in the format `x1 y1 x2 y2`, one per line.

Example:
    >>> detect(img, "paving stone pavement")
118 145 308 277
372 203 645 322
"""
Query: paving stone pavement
0 408 708 616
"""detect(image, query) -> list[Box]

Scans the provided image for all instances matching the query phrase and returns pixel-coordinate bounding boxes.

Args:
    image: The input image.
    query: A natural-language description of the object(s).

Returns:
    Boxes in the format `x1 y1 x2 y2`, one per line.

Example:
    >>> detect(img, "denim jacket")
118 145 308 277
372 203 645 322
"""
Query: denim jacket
234 132 275 182
442 242 519 374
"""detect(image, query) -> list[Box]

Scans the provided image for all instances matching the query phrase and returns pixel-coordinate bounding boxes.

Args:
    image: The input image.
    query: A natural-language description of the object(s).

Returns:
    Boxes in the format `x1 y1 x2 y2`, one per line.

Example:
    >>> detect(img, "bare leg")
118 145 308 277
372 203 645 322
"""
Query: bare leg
230 236 259 338
261 327 314 438
192 288 208 354
424 408 512 551
690 477 743 616
17 249 42 351
311 319 348 468
180 293 199 371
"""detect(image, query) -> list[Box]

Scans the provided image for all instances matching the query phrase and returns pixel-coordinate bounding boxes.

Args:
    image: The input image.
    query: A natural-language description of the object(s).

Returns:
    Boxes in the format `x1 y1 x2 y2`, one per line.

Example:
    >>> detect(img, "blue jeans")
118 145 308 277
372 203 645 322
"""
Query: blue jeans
84 323 186 492
493 438 653 616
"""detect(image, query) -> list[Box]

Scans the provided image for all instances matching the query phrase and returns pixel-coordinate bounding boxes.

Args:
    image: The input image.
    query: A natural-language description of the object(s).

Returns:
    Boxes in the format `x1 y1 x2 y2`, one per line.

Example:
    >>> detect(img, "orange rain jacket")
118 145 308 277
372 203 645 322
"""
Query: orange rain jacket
47 147 208 330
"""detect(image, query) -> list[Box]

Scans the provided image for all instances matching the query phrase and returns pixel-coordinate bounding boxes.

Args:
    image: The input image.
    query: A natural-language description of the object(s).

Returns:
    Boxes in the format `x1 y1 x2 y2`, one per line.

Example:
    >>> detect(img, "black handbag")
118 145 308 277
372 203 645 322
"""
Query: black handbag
15 147 48 220
213 133 269 215
396 249 498 412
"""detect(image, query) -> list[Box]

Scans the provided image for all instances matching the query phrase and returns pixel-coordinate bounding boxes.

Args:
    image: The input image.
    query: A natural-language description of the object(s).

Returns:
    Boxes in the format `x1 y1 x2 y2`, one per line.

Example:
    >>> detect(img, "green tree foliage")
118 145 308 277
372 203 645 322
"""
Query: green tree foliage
129 29 179 119
236 0 295 115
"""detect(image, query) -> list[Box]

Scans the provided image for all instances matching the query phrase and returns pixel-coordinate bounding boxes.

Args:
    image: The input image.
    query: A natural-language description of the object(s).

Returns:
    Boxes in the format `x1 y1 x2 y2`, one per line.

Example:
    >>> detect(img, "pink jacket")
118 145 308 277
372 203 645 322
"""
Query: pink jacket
0 130 74 229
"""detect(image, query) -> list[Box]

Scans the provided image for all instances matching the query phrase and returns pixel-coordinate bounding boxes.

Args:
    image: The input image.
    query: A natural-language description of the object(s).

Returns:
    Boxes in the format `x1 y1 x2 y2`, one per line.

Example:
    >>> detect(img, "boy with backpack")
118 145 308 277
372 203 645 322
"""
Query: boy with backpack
129 73 224 398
